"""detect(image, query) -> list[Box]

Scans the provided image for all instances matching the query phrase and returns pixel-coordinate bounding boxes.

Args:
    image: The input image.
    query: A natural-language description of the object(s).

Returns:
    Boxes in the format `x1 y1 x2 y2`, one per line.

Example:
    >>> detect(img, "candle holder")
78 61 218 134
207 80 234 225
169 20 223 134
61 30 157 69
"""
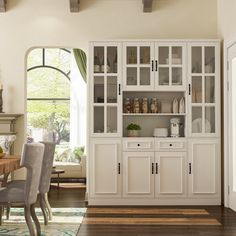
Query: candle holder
0 89 3 113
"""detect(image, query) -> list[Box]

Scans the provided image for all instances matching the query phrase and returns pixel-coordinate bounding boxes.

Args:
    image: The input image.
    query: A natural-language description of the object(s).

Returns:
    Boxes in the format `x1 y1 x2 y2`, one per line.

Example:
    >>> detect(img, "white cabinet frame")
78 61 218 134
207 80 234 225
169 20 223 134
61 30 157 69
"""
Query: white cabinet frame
90 42 122 137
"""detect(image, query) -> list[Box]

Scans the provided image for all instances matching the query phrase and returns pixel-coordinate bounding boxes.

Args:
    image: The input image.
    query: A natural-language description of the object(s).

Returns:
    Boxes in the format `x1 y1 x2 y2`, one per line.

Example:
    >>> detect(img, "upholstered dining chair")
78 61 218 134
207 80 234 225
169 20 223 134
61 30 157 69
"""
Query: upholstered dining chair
0 143 45 236
6 142 56 225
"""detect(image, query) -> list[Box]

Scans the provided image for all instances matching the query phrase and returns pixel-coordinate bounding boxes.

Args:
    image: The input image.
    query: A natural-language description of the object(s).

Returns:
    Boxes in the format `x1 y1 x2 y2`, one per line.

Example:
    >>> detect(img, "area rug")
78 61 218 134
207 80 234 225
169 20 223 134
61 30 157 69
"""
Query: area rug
0 207 86 236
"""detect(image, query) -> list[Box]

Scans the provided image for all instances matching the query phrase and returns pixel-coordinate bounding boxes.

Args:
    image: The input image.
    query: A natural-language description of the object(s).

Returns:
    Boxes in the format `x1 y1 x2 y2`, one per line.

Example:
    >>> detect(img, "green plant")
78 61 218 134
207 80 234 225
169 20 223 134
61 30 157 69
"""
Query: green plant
73 146 85 163
126 123 141 131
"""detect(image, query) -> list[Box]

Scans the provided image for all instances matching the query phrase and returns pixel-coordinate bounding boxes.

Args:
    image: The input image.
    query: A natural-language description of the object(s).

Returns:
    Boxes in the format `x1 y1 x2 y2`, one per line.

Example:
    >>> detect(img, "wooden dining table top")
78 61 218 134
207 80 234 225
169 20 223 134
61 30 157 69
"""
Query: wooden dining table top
0 154 21 175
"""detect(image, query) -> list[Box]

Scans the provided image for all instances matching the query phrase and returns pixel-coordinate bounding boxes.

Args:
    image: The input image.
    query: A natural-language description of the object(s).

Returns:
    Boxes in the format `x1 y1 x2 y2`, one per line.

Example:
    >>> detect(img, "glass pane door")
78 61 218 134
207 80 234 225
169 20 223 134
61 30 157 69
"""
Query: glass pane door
157 44 185 89
190 45 216 135
124 43 153 90
92 44 120 136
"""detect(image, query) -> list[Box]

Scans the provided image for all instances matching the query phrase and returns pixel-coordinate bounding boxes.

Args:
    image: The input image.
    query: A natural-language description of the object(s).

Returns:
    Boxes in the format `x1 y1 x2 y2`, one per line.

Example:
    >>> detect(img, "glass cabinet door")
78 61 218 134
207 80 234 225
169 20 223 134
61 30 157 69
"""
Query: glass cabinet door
92 43 121 136
190 44 217 136
123 43 154 90
156 43 186 90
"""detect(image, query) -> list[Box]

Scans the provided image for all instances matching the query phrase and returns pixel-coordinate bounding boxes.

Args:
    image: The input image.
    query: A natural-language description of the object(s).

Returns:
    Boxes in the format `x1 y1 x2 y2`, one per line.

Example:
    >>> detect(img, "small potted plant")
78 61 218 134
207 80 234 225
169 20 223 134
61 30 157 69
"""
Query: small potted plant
127 123 141 137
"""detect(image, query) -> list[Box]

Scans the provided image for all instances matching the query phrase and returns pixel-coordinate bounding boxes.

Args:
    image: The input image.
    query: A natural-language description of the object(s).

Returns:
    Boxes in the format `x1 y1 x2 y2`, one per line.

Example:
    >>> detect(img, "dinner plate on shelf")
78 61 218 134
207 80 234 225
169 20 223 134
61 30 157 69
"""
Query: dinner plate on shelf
192 118 211 133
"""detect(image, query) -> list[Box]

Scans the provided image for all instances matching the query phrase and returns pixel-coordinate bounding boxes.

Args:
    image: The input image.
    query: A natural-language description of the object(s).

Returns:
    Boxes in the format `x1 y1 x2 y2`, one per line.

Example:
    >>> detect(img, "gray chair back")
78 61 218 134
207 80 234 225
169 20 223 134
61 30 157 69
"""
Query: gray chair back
21 143 45 205
39 142 56 194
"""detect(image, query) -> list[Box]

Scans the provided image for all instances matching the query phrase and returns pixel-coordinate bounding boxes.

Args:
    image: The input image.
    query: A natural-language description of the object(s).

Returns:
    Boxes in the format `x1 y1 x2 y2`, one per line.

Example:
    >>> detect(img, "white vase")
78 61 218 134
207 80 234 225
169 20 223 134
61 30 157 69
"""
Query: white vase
128 130 139 137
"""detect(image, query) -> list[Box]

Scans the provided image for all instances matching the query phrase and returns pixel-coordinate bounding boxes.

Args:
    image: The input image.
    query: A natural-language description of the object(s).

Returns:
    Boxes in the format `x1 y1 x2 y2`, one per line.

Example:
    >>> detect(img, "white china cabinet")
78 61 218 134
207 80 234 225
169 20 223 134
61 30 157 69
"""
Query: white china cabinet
88 40 220 206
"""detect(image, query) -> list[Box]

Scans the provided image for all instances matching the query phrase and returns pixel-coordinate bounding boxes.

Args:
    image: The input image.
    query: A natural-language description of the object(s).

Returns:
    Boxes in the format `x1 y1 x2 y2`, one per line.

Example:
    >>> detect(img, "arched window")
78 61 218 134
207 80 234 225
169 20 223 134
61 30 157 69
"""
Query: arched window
27 48 71 159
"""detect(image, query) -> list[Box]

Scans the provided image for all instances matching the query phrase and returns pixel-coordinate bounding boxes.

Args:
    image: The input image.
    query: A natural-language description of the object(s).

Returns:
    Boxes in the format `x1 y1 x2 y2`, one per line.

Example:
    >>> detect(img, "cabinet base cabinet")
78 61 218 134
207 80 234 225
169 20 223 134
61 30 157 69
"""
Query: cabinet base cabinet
155 152 187 198
89 138 122 198
188 139 221 199
123 152 154 198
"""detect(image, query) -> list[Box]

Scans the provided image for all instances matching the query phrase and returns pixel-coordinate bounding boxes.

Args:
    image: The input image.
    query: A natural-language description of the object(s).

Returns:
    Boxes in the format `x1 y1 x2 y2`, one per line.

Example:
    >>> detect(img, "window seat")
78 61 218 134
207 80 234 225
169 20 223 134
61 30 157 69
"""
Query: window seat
52 155 86 179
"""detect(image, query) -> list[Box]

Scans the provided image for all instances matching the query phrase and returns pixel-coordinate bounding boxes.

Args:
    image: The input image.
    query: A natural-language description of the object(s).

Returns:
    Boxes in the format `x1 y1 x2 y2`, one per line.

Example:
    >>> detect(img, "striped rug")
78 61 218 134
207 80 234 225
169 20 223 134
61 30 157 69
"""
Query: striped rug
83 207 221 226
0 207 86 236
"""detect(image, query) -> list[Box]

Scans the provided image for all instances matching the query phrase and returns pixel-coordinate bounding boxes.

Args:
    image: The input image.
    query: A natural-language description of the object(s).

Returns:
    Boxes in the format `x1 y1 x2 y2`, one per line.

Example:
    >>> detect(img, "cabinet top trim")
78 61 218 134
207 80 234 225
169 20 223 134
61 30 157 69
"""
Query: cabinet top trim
90 39 221 43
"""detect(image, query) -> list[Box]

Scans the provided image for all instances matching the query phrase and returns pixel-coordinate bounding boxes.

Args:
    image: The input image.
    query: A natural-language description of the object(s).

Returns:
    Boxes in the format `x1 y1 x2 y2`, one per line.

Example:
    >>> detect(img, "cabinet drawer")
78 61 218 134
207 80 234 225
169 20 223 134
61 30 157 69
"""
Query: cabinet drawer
156 139 186 151
123 138 154 151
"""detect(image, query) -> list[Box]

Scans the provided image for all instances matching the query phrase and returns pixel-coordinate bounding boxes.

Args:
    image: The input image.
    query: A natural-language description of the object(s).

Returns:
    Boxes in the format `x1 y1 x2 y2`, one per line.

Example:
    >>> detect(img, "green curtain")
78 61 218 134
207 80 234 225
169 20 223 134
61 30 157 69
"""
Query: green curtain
73 49 87 82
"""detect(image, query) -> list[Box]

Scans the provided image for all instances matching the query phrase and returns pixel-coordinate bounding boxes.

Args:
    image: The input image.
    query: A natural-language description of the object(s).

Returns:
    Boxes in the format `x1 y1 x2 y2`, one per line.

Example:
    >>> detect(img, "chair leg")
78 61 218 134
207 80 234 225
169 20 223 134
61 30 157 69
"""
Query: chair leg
44 193 52 221
30 204 41 236
6 206 10 220
24 205 36 236
0 206 3 226
39 194 48 225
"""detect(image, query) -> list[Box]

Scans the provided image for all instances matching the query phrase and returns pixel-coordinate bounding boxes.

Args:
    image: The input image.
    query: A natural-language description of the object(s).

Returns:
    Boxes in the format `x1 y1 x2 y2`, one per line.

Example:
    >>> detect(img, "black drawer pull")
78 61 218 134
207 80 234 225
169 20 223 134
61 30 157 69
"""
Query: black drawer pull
189 163 192 174
151 60 154 71
169 144 173 147
118 163 121 174
152 163 154 174
137 144 140 147
156 163 158 174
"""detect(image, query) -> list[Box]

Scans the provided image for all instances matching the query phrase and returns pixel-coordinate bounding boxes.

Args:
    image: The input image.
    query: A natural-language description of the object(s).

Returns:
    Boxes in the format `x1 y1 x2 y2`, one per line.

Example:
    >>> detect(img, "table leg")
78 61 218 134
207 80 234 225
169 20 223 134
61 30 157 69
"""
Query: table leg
2 173 10 187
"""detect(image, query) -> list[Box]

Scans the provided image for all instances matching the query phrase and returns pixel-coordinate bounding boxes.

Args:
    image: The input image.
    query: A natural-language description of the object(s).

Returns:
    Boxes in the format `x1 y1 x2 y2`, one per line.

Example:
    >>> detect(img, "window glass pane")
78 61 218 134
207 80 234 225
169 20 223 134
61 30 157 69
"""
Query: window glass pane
107 47 117 73
27 68 70 98
192 107 202 133
94 107 104 133
159 68 169 85
107 107 117 133
140 47 150 64
27 100 70 144
27 48 43 68
94 76 104 103
45 48 71 74
205 76 215 103
140 68 150 85
172 68 182 85
192 76 202 103
107 76 117 103
192 47 202 73
205 47 215 73
172 47 182 65
205 106 215 133
127 47 137 64
94 47 104 73
159 47 169 65
127 68 137 85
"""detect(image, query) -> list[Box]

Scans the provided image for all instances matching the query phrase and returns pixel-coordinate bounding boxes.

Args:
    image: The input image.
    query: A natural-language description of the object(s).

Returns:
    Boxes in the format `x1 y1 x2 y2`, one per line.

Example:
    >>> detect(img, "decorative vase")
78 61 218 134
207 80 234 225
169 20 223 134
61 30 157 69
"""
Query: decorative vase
128 130 139 137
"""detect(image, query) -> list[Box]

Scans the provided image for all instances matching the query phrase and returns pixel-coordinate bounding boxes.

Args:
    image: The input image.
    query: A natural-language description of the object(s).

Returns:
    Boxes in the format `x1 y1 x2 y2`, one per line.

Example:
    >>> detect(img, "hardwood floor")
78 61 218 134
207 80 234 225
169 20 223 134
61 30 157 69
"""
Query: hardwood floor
47 183 87 208
78 206 236 236
46 186 236 236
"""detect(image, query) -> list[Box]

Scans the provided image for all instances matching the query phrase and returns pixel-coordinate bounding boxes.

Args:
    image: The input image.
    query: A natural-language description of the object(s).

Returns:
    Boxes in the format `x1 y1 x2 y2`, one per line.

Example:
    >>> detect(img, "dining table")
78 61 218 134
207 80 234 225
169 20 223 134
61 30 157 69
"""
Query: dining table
0 154 21 186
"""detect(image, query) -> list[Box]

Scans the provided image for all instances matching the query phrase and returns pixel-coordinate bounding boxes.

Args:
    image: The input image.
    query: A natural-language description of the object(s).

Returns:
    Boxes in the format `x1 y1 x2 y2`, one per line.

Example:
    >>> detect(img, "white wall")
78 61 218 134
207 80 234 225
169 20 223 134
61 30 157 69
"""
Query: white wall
217 0 236 40
0 0 218 152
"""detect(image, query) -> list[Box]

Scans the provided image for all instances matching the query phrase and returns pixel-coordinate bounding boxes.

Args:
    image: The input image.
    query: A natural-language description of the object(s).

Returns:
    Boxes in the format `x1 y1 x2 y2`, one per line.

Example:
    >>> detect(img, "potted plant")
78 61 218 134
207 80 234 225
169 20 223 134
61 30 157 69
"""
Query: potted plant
126 123 141 137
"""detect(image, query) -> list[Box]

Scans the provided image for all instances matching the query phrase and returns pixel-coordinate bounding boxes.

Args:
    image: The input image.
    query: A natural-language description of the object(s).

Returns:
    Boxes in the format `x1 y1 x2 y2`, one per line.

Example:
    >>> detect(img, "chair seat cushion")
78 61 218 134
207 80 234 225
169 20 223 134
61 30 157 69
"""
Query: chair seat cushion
0 187 25 204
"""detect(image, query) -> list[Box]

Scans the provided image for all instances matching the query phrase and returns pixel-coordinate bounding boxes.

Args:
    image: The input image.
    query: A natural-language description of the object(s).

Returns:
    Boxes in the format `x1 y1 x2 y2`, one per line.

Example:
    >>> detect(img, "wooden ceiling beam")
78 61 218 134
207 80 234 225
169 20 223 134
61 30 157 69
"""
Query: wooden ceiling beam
143 0 153 13
0 0 7 12
70 0 80 12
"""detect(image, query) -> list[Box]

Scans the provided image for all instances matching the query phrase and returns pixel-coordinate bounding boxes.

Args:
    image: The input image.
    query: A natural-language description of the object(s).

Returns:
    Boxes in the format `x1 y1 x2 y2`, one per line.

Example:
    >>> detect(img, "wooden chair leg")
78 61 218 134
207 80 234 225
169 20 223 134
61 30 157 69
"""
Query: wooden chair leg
30 204 41 236
44 193 52 221
39 194 48 225
6 206 10 220
24 205 36 236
